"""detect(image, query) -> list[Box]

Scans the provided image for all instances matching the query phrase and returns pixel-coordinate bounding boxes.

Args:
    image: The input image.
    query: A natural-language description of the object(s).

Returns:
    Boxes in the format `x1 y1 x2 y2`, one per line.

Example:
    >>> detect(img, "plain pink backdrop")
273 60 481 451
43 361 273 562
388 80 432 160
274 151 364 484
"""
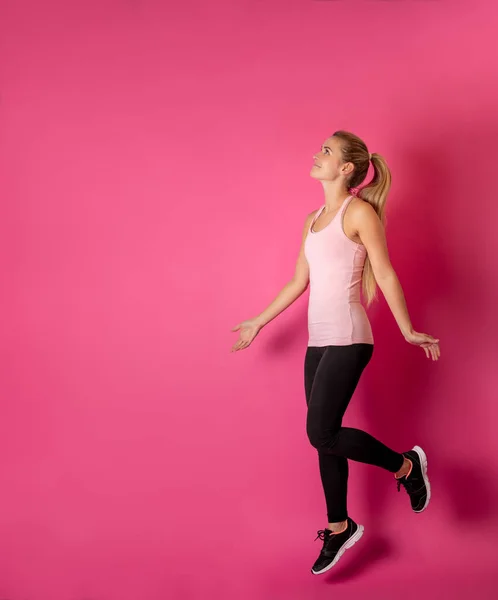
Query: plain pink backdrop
1 0 498 598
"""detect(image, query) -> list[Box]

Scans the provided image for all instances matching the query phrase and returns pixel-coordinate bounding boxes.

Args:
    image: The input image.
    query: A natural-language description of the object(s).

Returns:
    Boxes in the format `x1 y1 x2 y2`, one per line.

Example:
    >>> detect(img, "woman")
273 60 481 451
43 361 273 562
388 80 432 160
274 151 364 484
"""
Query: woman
230 130 440 576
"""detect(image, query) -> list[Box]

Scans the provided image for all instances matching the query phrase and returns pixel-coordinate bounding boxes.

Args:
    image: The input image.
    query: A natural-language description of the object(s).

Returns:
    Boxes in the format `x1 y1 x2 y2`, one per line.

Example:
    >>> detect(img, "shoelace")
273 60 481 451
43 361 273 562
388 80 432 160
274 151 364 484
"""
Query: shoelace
397 477 409 493
314 527 348 542
396 471 422 494
314 529 330 542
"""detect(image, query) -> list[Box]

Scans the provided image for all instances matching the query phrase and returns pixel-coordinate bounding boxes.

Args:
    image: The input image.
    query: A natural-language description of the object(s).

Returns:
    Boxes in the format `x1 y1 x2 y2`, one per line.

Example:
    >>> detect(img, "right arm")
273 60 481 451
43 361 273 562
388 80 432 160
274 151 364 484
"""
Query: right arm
230 211 316 353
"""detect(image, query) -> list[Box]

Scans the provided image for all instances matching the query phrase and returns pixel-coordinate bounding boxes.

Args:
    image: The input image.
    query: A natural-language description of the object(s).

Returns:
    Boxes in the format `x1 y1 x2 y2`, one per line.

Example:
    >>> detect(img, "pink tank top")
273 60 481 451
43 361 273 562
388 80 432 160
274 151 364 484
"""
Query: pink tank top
304 194 374 347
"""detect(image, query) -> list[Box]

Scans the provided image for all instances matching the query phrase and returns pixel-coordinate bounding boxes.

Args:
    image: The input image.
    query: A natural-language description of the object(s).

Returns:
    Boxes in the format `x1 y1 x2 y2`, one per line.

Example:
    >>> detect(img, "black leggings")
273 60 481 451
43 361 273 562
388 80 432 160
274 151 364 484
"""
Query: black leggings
304 344 404 523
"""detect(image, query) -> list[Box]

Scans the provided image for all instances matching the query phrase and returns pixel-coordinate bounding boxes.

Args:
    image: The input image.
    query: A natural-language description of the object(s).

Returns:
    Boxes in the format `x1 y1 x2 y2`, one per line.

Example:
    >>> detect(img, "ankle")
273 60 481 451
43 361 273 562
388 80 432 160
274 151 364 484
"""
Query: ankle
328 520 348 534
395 457 412 479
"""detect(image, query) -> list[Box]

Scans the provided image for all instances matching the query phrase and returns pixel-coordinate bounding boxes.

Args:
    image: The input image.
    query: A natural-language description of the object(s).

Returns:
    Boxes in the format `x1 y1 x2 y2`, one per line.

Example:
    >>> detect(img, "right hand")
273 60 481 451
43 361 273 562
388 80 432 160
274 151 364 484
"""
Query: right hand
230 318 263 352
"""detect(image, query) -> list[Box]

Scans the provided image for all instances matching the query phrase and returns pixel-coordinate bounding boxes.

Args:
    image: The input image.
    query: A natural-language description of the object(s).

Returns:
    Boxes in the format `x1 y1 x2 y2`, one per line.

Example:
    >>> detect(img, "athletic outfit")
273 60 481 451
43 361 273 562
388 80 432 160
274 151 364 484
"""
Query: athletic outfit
303 195 431 575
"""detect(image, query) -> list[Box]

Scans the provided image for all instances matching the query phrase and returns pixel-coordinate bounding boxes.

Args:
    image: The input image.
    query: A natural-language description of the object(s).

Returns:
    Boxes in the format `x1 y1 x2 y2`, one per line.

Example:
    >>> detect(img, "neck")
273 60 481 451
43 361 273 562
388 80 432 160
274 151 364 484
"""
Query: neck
321 181 351 212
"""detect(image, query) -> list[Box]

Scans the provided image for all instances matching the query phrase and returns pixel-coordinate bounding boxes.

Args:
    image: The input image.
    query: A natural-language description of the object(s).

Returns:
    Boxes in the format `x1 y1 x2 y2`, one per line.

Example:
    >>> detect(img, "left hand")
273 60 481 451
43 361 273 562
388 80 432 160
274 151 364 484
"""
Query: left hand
404 330 441 361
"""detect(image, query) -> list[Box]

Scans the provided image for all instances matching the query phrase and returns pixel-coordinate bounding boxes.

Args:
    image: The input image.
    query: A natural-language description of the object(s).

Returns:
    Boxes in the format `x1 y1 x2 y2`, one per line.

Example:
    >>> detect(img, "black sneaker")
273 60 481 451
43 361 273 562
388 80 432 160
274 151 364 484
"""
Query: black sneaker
395 445 431 512
310 517 364 575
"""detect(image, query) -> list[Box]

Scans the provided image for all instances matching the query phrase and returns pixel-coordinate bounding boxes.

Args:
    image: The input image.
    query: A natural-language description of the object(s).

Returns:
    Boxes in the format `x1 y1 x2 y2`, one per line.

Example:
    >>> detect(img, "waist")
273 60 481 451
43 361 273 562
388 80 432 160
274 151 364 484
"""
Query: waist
308 299 368 315
309 287 363 304
307 302 374 345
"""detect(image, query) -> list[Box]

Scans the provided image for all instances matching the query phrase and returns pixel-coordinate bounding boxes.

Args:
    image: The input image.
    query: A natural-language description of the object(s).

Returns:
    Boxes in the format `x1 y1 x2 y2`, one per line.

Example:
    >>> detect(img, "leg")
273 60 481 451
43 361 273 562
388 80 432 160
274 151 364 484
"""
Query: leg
305 344 405 523
305 346 365 578
304 346 351 526
319 452 349 528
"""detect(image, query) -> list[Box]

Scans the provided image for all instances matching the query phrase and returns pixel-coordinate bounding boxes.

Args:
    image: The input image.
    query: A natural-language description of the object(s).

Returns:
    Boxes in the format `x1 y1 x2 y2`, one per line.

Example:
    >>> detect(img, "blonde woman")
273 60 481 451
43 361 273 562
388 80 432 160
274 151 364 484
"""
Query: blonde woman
230 130 440 575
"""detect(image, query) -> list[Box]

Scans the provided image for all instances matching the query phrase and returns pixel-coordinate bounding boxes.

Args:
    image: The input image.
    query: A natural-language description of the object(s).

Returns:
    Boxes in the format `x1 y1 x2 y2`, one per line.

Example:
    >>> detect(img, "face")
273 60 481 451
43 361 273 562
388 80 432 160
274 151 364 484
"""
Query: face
310 137 353 182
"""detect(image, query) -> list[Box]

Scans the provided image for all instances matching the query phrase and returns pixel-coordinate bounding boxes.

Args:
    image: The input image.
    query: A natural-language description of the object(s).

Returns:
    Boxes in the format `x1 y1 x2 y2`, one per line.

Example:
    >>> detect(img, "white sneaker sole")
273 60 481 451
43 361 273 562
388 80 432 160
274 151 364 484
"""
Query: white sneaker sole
412 445 431 512
311 524 364 575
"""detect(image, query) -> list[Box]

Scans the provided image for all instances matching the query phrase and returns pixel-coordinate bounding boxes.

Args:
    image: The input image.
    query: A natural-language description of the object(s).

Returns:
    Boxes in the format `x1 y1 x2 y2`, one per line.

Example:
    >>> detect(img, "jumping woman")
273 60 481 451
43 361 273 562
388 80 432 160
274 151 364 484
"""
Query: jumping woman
230 130 440 575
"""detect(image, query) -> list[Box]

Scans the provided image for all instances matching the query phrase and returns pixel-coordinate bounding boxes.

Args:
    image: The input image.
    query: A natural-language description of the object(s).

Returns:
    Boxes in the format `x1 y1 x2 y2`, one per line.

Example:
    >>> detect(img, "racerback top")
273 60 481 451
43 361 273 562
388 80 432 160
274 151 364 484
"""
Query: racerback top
304 194 374 347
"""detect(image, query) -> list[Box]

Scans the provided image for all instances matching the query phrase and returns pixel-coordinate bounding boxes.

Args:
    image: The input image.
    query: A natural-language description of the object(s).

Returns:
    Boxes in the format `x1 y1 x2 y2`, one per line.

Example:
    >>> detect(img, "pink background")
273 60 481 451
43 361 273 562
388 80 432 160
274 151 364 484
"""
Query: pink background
1 0 498 598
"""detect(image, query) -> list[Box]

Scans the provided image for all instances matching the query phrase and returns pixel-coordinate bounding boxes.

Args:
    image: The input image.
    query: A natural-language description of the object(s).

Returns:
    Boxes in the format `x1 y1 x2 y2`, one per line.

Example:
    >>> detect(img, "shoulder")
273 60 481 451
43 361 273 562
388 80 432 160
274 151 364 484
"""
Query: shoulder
348 196 376 214
298 209 320 239
348 197 379 223
304 208 320 226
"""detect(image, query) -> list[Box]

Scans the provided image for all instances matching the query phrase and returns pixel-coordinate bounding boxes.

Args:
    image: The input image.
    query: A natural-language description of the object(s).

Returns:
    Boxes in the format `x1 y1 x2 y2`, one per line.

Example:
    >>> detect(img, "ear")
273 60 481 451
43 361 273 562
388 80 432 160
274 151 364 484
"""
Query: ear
342 162 354 176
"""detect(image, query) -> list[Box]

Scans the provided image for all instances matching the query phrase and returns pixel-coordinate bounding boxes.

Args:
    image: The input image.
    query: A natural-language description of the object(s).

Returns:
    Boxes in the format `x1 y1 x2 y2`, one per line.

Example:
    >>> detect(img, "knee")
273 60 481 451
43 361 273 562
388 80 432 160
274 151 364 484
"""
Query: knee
306 422 338 451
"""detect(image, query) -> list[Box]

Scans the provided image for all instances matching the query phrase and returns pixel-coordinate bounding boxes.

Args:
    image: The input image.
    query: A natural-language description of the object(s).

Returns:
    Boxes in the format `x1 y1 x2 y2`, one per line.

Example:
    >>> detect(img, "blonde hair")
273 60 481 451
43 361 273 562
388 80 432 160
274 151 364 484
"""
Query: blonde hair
331 130 392 307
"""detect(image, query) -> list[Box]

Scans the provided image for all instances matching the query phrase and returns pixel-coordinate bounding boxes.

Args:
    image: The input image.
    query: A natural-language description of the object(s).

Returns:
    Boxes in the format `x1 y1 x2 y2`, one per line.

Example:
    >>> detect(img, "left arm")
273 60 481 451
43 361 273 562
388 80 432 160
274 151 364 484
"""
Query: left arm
353 201 440 361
